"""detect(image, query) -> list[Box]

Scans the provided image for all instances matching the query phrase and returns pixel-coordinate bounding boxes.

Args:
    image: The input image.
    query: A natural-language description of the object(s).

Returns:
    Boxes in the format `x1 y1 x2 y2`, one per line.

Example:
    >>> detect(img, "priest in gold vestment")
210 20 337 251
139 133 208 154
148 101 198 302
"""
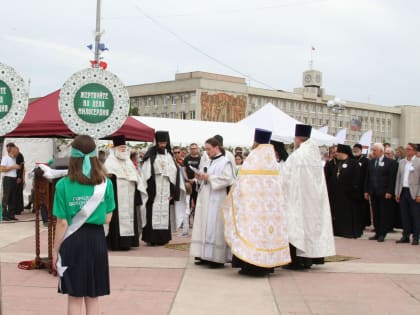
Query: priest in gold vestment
223 128 291 276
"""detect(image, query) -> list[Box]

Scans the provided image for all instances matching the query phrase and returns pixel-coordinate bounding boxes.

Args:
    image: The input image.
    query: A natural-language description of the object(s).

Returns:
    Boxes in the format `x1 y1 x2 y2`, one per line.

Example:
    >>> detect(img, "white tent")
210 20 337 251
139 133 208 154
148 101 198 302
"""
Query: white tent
133 116 254 147
239 103 338 146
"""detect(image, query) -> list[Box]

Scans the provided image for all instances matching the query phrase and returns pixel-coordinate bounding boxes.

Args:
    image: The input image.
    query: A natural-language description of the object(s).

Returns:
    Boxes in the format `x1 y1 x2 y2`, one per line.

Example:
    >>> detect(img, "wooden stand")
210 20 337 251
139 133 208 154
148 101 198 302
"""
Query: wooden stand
33 167 57 274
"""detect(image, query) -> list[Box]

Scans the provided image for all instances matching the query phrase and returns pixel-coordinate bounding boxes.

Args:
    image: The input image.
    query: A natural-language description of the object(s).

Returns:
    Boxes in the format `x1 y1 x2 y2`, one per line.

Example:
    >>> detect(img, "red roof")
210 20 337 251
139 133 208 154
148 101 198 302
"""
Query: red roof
5 90 154 141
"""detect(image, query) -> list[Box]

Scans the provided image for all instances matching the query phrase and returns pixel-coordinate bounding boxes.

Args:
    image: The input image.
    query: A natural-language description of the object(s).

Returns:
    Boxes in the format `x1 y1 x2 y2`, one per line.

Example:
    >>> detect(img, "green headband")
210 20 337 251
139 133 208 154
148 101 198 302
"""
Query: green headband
70 148 97 178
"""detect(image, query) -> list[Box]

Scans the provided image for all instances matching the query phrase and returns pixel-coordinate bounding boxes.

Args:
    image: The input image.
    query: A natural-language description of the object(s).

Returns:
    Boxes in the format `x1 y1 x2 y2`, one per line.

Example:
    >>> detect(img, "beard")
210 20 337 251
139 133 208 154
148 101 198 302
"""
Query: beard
115 149 129 160
157 147 166 154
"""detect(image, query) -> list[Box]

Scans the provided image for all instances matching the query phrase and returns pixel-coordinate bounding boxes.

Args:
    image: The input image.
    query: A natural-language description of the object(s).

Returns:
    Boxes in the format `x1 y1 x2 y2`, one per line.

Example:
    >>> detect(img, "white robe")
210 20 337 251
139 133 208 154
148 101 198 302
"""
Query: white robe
190 155 234 263
282 138 336 258
142 152 177 230
174 167 189 229
104 154 148 235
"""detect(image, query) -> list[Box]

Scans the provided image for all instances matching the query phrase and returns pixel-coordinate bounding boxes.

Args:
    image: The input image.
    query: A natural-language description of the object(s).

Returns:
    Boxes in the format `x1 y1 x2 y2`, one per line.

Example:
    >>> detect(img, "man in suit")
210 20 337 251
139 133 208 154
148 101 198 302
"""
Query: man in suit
364 143 398 242
395 143 420 245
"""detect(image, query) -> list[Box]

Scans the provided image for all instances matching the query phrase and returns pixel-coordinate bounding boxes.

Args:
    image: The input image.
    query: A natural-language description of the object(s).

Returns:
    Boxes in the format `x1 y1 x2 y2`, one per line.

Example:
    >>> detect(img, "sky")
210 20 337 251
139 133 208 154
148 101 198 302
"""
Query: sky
1 0 419 106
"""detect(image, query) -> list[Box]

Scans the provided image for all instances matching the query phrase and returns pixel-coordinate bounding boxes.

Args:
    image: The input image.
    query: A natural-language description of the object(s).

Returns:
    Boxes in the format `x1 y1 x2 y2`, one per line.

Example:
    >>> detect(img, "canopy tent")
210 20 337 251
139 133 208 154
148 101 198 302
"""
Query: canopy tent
5 90 155 141
133 116 254 147
239 103 338 146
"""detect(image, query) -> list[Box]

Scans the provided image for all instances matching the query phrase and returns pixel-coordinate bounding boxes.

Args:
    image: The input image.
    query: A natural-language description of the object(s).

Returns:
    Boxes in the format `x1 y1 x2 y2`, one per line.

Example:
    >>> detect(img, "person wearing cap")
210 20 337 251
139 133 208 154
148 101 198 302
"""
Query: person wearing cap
224 128 290 276
190 137 235 268
352 143 371 228
104 135 148 250
329 144 363 238
141 131 179 246
282 124 335 270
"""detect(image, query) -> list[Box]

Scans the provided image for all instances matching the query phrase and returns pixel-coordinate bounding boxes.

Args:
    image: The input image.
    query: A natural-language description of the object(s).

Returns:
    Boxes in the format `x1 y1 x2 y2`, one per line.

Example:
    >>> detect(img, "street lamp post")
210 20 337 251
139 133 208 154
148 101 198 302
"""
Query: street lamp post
327 97 346 134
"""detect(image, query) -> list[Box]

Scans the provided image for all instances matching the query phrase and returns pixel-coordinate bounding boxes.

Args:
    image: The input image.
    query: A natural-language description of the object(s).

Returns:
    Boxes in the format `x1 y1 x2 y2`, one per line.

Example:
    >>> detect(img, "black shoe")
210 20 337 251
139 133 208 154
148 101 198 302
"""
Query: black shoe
208 262 224 269
24 204 32 209
194 259 209 266
2 216 10 221
412 239 419 245
377 236 385 242
282 263 305 270
238 269 268 277
396 237 410 244
369 235 378 240
9 216 18 221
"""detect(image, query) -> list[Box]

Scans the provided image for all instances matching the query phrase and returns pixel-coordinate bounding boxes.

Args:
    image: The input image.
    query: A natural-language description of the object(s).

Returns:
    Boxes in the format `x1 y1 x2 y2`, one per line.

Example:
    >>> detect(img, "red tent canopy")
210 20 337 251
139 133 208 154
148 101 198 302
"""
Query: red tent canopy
5 90 154 141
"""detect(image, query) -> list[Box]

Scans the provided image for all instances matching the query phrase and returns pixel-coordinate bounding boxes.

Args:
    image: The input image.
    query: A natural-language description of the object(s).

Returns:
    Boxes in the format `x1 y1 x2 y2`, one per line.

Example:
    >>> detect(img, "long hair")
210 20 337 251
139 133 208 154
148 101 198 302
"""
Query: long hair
68 135 106 185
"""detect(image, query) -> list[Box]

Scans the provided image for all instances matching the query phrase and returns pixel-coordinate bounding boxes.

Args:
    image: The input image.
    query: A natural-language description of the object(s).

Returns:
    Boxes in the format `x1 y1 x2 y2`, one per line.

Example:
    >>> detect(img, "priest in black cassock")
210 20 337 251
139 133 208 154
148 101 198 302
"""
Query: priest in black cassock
141 131 179 246
105 135 147 250
329 144 363 238
352 143 372 228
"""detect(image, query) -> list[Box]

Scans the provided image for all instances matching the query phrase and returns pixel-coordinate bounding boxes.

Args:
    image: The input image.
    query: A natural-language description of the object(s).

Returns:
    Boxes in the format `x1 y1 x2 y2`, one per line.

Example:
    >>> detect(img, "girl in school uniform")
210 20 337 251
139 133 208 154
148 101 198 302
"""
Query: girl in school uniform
52 135 115 315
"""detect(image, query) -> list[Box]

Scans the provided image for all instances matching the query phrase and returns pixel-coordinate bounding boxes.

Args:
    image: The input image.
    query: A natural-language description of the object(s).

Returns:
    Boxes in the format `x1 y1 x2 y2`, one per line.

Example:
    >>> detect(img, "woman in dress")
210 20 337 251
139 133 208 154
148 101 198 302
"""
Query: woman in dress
52 135 115 315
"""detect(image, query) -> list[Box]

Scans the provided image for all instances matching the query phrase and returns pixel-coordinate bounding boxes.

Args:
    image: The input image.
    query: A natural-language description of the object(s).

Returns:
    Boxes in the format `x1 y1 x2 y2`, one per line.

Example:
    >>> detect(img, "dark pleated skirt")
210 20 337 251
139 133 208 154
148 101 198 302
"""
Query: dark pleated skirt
58 224 110 297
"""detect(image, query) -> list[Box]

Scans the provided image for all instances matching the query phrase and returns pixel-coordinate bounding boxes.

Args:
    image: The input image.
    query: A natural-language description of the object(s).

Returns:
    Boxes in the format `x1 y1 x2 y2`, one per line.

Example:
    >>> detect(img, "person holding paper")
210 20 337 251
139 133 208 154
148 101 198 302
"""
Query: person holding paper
190 137 235 268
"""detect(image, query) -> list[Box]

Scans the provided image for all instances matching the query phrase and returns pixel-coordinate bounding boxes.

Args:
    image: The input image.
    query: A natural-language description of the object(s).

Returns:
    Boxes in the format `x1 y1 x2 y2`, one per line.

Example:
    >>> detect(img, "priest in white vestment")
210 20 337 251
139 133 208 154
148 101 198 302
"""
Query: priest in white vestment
190 137 235 268
105 135 148 250
141 131 178 246
282 124 335 269
224 128 290 276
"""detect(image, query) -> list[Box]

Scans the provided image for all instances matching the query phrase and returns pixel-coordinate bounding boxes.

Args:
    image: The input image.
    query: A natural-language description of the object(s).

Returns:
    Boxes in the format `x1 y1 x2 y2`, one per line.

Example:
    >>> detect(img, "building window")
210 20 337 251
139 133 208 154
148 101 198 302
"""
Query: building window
180 112 186 120
154 96 159 106
190 111 196 119
171 96 177 105
145 97 150 106
181 95 186 104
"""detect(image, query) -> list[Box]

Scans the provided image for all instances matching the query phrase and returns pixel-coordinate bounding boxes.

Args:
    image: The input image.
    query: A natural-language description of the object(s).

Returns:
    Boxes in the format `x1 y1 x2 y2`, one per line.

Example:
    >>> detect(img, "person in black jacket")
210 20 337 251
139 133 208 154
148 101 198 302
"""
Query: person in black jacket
353 143 371 228
364 143 398 242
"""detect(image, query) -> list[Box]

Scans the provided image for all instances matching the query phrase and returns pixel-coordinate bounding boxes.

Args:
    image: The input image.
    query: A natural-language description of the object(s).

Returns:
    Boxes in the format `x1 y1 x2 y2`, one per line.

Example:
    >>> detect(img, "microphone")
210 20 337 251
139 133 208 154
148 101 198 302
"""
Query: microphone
203 167 207 184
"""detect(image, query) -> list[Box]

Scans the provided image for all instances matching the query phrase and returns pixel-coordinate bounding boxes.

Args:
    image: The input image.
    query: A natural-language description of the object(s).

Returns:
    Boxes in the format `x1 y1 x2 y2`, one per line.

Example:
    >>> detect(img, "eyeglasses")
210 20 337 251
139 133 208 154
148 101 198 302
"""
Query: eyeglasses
173 151 180 154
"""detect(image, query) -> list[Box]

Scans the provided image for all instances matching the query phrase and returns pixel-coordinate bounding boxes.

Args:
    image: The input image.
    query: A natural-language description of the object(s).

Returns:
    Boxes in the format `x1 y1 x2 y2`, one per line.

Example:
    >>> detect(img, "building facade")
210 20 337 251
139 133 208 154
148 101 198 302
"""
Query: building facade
127 71 420 146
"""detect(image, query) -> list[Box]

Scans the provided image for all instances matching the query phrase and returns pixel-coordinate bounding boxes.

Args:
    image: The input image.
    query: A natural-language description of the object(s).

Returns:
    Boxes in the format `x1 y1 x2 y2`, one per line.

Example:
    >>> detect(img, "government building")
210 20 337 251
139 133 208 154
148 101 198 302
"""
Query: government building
127 70 420 146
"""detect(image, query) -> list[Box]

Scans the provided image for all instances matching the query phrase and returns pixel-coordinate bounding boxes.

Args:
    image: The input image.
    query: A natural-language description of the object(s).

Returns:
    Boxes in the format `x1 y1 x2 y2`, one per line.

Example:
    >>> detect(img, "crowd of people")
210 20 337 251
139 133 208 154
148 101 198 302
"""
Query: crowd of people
1 130 419 315
325 141 420 245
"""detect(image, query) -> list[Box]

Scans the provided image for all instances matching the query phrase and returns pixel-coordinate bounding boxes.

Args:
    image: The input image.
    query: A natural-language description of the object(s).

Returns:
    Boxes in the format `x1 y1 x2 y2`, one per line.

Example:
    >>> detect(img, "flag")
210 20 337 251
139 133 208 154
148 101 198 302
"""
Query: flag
99 61 108 70
87 43 109 51
318 125 328 134
98 43 109 51
90 60 108 70
335 128 347 144
359 130 373 154
350 118 362 131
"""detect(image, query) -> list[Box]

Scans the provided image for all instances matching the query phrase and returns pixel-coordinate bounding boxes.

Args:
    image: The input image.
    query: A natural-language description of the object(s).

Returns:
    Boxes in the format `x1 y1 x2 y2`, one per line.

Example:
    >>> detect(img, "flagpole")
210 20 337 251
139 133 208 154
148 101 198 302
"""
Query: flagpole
310 46 314 70
94 0 102 67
